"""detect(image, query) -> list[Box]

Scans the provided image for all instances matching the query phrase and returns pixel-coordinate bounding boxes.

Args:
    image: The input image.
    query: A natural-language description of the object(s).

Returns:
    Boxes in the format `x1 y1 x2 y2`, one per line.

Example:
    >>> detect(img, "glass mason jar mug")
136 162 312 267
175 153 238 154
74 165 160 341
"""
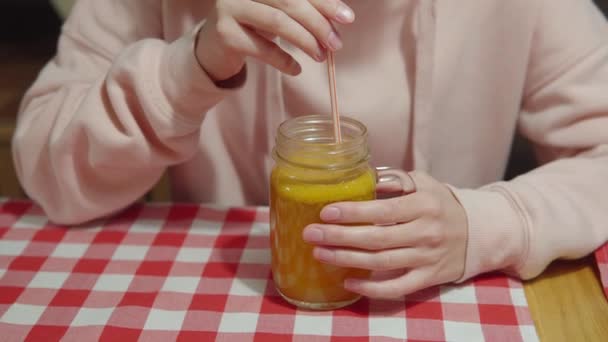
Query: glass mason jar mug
269 115 402 310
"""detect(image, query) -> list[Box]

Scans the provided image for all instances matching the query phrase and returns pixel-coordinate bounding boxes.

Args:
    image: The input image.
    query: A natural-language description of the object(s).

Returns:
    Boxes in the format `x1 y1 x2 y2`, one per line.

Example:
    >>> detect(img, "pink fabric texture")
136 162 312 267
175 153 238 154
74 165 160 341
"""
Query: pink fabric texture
12 0 608 281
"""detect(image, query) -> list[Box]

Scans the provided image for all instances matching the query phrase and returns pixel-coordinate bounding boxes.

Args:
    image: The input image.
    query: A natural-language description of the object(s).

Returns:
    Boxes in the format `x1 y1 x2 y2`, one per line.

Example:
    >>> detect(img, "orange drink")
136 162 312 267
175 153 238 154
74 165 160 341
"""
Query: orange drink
270 115 375 310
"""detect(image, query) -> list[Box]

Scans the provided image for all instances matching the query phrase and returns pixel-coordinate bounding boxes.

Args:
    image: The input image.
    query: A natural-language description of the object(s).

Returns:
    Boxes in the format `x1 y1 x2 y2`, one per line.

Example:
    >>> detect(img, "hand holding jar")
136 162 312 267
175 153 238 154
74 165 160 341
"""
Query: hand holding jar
302 170 469 300
270 115 469 309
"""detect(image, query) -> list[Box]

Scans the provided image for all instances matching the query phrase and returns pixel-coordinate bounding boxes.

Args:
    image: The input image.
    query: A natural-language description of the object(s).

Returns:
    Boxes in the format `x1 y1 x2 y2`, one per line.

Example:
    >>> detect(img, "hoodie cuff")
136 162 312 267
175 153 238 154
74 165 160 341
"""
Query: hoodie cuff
157 24 237 125
448 185 529 282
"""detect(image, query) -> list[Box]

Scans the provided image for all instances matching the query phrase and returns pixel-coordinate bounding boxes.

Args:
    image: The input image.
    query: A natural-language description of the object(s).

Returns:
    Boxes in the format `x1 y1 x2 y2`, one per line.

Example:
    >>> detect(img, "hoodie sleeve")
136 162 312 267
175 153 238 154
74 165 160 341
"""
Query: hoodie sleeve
12 0 231 224
452 0 608 280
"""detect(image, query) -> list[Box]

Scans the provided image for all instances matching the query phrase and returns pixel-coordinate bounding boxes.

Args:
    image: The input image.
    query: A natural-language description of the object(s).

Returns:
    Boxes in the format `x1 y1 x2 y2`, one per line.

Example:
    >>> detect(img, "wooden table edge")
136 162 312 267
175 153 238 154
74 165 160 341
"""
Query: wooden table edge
523 255 608 341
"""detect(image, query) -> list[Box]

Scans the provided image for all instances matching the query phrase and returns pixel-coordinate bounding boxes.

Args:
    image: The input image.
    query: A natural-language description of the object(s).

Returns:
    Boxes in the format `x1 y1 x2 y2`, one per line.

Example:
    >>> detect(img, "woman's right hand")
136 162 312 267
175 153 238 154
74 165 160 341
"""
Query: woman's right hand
195 0 355 82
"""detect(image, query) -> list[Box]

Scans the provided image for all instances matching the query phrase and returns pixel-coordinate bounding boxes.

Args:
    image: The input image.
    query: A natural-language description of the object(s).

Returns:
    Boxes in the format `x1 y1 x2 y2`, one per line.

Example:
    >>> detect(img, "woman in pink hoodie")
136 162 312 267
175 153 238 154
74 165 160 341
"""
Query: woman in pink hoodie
12 0 608 298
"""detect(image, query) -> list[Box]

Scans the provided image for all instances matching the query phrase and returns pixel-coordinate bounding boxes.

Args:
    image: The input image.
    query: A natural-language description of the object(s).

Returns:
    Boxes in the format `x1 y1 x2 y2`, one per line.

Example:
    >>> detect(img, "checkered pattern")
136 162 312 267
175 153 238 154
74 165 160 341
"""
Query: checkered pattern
596 243 608 299
0 198 539 341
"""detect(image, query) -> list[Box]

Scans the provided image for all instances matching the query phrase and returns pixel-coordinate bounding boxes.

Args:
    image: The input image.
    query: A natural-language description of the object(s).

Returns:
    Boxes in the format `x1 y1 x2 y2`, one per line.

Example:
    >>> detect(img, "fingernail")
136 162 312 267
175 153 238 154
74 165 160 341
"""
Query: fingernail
314 247 334 262
321 206 341 221
327 31 343 51
302 226 323 243
290 59 302 75
316 48 327 62
336 4 355 23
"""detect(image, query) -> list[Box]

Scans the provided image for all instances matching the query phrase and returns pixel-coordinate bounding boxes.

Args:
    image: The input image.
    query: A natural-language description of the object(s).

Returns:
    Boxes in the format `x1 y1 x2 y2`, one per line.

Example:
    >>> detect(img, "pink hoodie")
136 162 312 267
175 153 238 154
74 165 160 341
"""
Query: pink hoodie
12 0 608 281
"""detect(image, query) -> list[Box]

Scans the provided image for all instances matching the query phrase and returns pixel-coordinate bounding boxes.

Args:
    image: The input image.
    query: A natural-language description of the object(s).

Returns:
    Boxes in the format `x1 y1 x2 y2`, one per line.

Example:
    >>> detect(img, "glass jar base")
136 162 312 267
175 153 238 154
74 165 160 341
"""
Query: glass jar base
277 288 362 310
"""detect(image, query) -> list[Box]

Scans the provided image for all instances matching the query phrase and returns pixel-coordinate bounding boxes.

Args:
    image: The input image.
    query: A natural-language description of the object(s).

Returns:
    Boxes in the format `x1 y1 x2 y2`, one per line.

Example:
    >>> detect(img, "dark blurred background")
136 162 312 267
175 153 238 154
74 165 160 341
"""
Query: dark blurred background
0 1 607 198
0 1 63 198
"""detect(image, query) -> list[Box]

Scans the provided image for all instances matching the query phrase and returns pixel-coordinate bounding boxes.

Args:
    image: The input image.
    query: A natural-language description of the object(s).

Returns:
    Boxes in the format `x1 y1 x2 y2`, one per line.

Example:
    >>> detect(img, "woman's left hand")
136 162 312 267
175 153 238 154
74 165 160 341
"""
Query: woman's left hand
302 171 469 299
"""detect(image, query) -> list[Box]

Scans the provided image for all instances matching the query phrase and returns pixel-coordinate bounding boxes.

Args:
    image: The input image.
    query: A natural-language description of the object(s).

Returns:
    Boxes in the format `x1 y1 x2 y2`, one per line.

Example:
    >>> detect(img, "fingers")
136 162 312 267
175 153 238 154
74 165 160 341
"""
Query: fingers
345 269 428 299
256 0 354 49
303 223 427 250
377 169 417 194
320 191 442 225
246 0 355 58
313 246 431 271
204 0 355 78
237 1 326 61
376 179 405 194
308 0 355 24
220 19 302 75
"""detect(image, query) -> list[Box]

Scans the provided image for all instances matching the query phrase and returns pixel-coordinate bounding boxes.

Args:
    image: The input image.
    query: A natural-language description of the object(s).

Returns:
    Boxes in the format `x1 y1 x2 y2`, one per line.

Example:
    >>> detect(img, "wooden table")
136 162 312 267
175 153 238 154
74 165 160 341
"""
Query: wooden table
524 256 608 341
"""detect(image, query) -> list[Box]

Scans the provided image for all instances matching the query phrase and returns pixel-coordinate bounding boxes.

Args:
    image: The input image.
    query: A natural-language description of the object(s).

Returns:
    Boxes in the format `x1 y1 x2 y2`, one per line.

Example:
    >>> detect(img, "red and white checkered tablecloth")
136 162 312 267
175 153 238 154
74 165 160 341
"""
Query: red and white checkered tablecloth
0 199 540 341
596 243 608 299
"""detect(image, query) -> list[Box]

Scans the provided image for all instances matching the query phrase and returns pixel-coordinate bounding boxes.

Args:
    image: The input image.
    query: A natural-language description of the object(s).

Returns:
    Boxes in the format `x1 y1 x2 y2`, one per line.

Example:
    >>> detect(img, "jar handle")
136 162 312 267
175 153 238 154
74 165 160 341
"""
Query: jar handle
374 166 417 195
